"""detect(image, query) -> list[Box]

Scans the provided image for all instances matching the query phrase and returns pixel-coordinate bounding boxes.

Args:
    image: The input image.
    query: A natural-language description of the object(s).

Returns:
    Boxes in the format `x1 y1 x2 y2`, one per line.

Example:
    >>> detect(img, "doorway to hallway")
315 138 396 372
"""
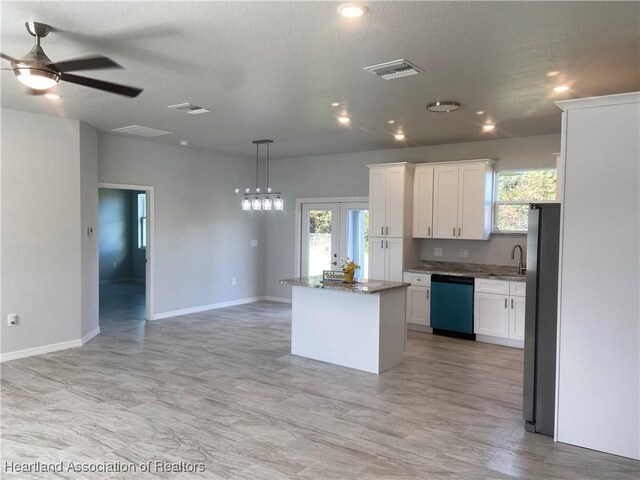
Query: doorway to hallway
98 183 154 324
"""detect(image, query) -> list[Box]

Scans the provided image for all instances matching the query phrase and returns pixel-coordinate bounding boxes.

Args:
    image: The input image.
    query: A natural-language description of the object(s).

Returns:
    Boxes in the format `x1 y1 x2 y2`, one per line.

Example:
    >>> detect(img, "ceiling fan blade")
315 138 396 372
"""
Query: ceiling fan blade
1 52 18 63
47 55 121 73
61 73 143 97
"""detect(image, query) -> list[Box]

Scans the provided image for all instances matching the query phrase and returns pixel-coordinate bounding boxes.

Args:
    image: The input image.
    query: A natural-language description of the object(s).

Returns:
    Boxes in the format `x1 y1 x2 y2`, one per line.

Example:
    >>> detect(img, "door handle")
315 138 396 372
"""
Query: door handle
505 298 508 308
511 298 514 309
386 240 389 249
428 226 430 236
381 226 384 235
386 226 389 235
380 239 384 249
332 261 337 265
453 227 456 237
458 227 461 236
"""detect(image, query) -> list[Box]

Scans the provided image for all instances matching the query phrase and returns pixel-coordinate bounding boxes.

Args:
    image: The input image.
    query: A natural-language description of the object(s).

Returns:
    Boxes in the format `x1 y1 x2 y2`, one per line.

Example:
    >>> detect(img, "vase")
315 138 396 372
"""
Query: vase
343 271 355 283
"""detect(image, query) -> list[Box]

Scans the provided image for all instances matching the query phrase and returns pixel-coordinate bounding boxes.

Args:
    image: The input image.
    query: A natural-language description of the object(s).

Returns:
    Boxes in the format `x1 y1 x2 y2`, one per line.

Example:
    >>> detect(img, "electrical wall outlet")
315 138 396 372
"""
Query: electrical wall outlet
251 240 258 248
7 314 18 327
459 249 469 258
434 248 443 257
231 277 237 286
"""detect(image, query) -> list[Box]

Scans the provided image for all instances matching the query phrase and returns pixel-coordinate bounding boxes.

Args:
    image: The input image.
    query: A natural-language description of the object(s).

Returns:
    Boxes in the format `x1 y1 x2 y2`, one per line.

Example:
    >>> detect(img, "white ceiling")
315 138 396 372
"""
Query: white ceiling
1 1 639 159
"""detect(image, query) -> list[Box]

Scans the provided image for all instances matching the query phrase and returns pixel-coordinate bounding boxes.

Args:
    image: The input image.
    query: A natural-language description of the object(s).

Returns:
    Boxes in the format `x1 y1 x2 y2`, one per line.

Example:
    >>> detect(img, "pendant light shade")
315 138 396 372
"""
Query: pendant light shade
235 139 283 212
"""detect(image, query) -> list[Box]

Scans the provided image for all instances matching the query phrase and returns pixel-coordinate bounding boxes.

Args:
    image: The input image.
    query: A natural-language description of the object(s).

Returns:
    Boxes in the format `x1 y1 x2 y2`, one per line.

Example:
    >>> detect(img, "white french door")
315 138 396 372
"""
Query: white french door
299 201 369 279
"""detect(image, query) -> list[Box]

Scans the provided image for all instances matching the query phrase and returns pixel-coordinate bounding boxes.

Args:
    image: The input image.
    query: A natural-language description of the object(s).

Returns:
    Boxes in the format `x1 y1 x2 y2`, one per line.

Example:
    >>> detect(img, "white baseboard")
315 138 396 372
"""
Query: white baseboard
407 323 433 333
475 334 524 349
81 327 101 344
0 338 83 362
264 296 292 304
152 296 267 320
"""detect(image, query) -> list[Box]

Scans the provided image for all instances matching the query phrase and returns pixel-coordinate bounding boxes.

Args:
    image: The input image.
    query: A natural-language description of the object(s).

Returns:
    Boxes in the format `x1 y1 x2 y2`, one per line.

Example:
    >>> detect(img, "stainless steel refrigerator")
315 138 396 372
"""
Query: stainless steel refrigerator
523 203 561 436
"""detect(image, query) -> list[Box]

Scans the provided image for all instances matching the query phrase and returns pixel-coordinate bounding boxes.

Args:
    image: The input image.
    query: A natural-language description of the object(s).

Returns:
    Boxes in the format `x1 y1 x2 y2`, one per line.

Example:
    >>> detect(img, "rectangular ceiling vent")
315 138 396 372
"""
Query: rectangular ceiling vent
111 125 174 137
167 103 211 115
363 59 423 80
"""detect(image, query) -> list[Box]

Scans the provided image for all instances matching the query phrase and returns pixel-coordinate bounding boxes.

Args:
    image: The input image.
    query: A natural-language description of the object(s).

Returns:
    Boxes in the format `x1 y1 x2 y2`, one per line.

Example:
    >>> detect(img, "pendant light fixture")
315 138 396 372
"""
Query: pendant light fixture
235 140 284 211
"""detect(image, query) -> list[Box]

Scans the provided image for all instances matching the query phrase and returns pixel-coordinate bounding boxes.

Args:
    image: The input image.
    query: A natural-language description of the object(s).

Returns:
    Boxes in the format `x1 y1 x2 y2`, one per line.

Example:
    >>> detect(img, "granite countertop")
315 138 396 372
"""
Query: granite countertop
280 276 410 294
405 261 526 282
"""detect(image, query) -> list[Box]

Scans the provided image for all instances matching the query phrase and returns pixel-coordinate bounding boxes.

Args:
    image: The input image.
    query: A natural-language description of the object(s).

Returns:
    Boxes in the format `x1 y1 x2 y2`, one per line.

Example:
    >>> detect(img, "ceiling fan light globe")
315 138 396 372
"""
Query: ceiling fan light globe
15 69 59 90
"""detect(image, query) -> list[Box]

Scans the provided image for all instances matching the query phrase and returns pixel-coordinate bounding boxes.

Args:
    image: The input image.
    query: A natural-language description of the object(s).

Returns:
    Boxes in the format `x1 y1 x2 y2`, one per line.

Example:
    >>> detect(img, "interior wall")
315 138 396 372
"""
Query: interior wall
98 133 265 317
266 134 560 299
1 108 98 355
556 95 639 460
80 122 99 339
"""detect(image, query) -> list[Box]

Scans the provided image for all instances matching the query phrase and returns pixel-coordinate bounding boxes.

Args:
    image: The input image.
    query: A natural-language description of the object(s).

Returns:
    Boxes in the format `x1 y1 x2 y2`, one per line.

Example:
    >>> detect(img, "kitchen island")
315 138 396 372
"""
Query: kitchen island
280 276 410 374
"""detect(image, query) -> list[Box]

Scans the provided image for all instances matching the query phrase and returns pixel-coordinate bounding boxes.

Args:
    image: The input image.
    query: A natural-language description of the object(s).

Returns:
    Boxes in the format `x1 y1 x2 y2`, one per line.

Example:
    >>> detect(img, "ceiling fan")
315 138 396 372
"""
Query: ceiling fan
1 22 143 97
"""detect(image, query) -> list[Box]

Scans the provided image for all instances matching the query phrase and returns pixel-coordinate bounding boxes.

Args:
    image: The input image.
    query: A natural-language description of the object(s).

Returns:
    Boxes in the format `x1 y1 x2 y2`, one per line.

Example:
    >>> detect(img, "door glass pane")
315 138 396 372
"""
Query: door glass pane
346 209 368 280
307 210 333 277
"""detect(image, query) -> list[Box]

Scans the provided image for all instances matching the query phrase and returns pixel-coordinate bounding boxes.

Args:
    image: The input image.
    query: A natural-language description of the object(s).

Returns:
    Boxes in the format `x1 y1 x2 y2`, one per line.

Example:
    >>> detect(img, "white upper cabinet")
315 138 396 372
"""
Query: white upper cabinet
385 166 405 237
369 168 387 237
368 163 413 238
433 164 459 239
413 165 434 238
430 159 494 240
457 163 489 239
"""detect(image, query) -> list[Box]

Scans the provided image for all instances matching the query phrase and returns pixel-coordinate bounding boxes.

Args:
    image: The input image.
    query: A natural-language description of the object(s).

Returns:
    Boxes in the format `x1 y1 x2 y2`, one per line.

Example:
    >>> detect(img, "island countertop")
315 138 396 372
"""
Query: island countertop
280 276 410 294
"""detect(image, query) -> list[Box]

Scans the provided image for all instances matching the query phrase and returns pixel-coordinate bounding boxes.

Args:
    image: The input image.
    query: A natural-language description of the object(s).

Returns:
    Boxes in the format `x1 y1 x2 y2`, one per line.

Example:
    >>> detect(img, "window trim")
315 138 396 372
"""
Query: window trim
493 168 557 234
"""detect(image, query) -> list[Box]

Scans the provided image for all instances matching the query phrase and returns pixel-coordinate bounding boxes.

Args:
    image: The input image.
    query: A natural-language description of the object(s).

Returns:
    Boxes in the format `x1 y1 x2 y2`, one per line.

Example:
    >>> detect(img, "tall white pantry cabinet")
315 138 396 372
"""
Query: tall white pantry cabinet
555 92 639 460
368 163 417 282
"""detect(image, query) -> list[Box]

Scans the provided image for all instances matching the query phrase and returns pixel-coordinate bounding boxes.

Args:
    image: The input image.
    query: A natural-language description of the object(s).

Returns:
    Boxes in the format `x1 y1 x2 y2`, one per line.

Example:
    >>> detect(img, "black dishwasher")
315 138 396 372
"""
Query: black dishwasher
430 274 475 340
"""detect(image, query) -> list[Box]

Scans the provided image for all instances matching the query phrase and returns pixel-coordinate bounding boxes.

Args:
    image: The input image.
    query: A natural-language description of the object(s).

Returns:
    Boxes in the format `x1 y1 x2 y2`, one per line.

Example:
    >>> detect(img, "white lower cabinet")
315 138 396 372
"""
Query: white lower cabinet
370 237 403 282
403 272 431 331
474 279 526 348
475 292 510 337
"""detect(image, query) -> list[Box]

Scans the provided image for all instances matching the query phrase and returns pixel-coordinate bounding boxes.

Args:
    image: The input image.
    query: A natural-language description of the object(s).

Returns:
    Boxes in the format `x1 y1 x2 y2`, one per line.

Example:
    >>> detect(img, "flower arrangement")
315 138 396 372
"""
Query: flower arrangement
340 257 360 283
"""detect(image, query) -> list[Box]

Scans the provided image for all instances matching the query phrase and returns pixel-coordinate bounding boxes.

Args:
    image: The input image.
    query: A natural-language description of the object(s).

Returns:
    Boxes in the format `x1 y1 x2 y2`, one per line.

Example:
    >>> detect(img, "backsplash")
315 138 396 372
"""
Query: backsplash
420 234 527 266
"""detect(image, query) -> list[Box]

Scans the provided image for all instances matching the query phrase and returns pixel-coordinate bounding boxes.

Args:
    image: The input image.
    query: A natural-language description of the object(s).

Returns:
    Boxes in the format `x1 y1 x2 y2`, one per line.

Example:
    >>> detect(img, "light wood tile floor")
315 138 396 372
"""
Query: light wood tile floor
1 284 638 479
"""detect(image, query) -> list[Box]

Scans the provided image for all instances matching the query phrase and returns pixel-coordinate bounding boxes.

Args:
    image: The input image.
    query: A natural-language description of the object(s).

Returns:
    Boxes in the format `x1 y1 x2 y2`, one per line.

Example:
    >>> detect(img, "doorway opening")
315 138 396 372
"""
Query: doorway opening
98 183 154 326
296 197 369 280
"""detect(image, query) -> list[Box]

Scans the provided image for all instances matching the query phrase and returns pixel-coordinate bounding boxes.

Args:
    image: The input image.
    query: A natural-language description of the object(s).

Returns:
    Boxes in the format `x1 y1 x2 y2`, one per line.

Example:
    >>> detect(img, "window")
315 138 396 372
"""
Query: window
137 193 147 249
494 169 556 232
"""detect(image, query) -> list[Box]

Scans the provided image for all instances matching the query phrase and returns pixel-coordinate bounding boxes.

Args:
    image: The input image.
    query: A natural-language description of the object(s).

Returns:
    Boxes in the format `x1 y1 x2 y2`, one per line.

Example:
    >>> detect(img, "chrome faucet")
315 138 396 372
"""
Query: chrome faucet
511 244 526 275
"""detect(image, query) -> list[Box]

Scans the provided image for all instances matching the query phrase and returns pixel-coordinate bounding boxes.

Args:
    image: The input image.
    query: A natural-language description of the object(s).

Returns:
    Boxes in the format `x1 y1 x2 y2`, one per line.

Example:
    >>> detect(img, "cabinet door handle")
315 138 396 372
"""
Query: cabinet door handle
504 298 508 309
428 226 431 236
427 290 429 299
381 226 384 235
386 226 389 235
380 239 384 249
511 298 514 309
453 227 456 237
386 240 389 249
458 227 461 236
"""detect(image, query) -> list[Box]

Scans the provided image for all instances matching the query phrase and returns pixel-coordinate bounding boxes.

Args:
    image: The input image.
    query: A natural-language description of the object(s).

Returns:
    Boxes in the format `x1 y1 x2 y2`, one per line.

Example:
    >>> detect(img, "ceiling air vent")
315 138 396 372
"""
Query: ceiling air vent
167 103 211 115
363 59 423 80
111 125 174 137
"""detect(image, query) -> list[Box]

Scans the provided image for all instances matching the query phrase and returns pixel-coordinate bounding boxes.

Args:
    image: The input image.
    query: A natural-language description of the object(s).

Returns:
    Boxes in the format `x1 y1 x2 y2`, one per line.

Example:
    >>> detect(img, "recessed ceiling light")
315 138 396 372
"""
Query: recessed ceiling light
337 3 367 18
476 110 485 115
553 85 570 93
338 115 351 124
43 92 60 100
394 133 405 141
388 120 396 124
331 102 341 107
427 101 461 113
180 140 189 146
482 124 496 132
547 70 561 77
